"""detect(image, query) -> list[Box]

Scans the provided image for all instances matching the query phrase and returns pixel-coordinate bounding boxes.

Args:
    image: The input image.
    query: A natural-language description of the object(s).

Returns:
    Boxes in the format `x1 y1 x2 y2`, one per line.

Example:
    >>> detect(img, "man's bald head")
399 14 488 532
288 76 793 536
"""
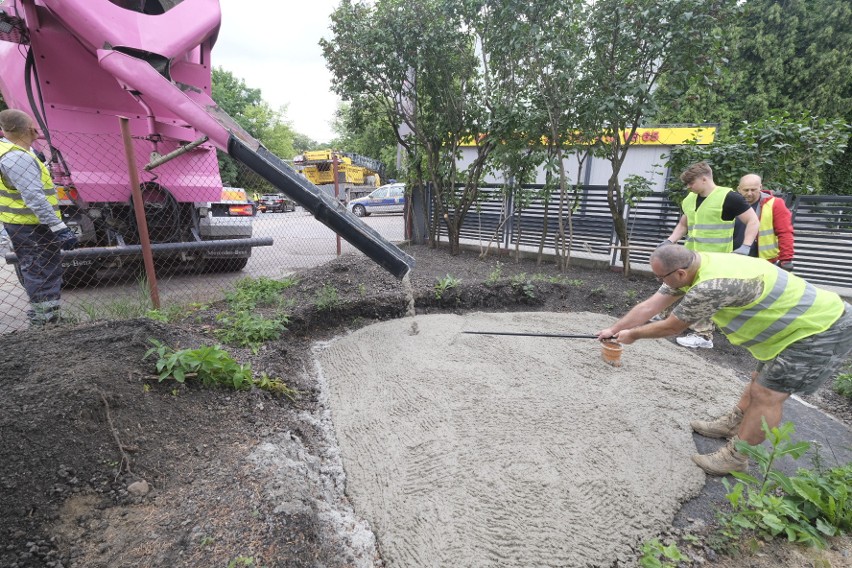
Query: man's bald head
651 244 695 273
737 173 764 205
0 109 34 135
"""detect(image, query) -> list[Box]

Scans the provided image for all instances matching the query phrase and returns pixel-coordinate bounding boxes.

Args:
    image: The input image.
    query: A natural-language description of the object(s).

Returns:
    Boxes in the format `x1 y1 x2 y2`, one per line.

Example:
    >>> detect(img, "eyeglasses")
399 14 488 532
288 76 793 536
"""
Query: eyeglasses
655 258 693 282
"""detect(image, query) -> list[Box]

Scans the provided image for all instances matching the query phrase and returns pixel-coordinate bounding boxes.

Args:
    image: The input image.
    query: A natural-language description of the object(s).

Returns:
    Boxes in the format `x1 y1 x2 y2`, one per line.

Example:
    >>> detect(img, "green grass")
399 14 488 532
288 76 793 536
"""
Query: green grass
314 284 341 311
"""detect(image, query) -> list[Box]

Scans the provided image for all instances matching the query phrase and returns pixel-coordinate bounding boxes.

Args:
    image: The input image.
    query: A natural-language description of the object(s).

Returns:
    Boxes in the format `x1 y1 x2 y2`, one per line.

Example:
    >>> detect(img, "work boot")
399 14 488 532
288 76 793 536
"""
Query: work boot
676 333 714 349
690 406 743 439
691 436 749 476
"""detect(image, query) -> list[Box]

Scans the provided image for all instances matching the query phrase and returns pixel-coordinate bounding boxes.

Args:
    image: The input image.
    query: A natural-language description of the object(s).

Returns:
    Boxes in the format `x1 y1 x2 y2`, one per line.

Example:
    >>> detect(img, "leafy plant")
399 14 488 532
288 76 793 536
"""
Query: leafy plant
832 366 852 400
144 340 253 389
226 276 298 311
144 340 299 399
214 312 288 351
254 372 300 402
434 274 461 300
485 262 503 285
566 279 585 287
314 284 341 311
589 285 606 296
721 420 851 548
638 538 686 568
510 273 535 300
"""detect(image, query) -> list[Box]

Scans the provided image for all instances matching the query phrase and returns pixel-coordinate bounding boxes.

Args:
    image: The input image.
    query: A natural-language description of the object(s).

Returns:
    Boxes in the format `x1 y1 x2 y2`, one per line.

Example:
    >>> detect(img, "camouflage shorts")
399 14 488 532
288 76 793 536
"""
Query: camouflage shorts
756 303 852 395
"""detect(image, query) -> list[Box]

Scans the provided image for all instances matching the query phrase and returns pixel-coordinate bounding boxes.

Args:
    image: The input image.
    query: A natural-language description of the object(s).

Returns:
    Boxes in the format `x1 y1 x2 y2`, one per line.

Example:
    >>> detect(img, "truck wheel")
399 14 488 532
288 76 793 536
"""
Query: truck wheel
352 204 368 217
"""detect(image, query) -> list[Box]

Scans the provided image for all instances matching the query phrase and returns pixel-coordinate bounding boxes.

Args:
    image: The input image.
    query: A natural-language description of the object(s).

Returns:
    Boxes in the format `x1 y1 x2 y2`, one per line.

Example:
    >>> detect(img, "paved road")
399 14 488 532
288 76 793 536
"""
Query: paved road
0 210 405 333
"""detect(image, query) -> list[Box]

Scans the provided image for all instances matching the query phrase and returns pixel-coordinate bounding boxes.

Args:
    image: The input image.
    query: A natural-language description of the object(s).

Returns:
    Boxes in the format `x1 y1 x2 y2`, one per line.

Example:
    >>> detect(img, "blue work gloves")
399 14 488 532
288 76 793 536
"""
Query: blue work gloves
54 227 79 251
733 244 752 255
778 261 794 272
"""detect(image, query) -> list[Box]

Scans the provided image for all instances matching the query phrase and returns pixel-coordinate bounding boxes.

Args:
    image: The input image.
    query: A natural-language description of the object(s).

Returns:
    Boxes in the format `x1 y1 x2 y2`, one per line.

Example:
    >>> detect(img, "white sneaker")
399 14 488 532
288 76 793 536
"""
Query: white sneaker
677 333 713 349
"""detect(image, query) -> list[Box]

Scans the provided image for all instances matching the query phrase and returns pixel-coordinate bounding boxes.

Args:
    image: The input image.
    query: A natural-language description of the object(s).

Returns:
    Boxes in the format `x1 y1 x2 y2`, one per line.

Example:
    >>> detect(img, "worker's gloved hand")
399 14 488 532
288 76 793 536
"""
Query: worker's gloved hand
778 261 794 272
733 244 752 255
54 227 78 251
657 239 673 248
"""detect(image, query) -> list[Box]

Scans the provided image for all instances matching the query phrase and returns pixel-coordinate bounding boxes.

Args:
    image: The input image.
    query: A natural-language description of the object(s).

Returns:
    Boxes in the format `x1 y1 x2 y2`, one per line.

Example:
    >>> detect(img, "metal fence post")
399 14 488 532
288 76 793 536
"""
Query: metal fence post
118 117 160 309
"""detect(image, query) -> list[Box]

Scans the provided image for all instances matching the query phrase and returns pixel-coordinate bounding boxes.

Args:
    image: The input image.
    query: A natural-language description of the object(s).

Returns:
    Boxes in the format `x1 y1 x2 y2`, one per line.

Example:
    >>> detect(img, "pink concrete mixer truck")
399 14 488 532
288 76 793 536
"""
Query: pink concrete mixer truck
0 0 414 282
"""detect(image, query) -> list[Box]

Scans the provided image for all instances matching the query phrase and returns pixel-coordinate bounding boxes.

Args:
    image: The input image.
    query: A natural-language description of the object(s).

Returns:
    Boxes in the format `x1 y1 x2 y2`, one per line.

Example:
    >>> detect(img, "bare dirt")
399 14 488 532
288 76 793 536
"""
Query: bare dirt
0 243 849 568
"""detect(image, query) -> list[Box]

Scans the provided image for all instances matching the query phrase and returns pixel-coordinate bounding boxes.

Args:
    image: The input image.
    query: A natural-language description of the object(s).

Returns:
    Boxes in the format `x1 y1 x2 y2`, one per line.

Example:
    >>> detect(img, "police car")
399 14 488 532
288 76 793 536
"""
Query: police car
347 183 405 217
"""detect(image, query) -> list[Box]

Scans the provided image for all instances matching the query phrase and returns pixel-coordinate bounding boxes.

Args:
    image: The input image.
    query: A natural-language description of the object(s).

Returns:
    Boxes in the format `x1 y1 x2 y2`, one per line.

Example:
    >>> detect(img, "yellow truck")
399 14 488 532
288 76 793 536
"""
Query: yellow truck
294 151 384 194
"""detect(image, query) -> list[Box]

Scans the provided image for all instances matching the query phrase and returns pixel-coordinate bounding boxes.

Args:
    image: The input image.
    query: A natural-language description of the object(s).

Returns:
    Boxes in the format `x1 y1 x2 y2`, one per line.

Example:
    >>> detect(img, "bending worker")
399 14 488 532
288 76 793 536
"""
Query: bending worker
0 109 78 325
733 173 794 271
597 244 852 476
661 161 759 350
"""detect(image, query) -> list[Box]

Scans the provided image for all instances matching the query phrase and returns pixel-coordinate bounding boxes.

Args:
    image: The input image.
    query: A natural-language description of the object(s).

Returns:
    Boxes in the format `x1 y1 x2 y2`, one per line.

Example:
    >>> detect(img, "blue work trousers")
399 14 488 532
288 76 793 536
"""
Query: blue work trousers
5 223 63 324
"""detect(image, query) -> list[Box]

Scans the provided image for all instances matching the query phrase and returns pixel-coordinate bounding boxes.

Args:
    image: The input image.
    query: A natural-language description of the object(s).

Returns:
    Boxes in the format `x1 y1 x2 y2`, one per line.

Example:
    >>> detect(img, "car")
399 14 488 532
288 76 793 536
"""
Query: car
347 183 405 217
258 194 296 213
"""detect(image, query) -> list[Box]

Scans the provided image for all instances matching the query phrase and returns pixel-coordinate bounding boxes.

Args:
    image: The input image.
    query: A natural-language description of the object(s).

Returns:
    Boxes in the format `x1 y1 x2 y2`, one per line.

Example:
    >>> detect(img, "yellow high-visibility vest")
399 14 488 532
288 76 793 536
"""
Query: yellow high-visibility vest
683 186 734 252
686 252 843 360
0 140 60 225
756 197 780 259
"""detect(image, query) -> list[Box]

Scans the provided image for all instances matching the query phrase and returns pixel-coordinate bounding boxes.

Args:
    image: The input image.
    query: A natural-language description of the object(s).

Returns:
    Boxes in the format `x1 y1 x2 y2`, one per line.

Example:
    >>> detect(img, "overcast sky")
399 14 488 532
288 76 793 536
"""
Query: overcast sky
214 0 341 144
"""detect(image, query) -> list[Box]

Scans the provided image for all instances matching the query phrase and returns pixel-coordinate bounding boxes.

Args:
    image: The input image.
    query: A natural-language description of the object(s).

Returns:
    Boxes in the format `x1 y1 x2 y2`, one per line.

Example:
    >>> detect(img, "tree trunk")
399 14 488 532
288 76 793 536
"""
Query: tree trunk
607 172 630 275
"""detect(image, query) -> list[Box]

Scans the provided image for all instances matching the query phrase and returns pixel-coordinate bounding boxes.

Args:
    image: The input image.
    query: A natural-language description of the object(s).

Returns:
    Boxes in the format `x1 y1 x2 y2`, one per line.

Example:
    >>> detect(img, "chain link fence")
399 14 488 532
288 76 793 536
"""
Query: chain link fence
1 131 405 334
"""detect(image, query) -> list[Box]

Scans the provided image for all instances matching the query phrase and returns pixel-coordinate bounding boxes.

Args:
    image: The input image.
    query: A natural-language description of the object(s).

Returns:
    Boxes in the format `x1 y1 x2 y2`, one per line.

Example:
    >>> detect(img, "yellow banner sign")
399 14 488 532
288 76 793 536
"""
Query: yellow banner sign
460 126 716 147
603 126 716 146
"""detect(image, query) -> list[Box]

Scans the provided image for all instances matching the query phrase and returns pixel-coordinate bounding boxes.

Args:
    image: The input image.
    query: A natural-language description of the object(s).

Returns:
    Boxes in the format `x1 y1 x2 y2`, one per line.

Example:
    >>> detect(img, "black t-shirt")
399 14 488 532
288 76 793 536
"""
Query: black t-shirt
693 191 750 221
732 200 761 251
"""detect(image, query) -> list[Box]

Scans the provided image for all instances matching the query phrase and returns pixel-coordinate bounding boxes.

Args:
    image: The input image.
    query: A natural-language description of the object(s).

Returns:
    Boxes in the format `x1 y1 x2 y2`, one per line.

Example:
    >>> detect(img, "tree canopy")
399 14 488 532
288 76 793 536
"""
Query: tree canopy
655 0 852 193
211 67 296 189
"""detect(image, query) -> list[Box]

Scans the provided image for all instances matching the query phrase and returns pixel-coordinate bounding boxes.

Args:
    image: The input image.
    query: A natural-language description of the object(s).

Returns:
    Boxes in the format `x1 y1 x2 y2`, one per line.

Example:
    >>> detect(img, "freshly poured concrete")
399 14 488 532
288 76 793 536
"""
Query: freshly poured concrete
317 312 744 567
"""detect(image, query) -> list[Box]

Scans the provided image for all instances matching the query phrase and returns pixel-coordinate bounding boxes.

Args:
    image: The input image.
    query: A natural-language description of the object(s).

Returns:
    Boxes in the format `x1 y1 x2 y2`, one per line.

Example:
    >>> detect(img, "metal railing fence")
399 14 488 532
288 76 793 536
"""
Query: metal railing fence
432 184 852 290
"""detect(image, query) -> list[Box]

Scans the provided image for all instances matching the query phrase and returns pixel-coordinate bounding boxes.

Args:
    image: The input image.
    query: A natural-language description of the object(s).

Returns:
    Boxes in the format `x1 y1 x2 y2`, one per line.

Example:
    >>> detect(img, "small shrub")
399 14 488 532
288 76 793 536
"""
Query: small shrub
434 274 461 300
314 284 341 311
510 273 535 300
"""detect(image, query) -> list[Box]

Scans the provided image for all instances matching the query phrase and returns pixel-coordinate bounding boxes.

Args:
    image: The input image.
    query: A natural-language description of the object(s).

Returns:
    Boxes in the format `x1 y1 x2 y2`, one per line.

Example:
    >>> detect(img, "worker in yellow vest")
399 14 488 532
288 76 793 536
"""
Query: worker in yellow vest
597 244 852 476
660 161 760 350
733 173 795 271
0 109 78 325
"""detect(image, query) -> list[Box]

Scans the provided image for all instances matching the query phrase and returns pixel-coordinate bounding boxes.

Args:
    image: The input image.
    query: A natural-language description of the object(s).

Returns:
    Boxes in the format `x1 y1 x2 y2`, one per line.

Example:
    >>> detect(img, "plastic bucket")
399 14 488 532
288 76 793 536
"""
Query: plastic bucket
601 341 623 367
